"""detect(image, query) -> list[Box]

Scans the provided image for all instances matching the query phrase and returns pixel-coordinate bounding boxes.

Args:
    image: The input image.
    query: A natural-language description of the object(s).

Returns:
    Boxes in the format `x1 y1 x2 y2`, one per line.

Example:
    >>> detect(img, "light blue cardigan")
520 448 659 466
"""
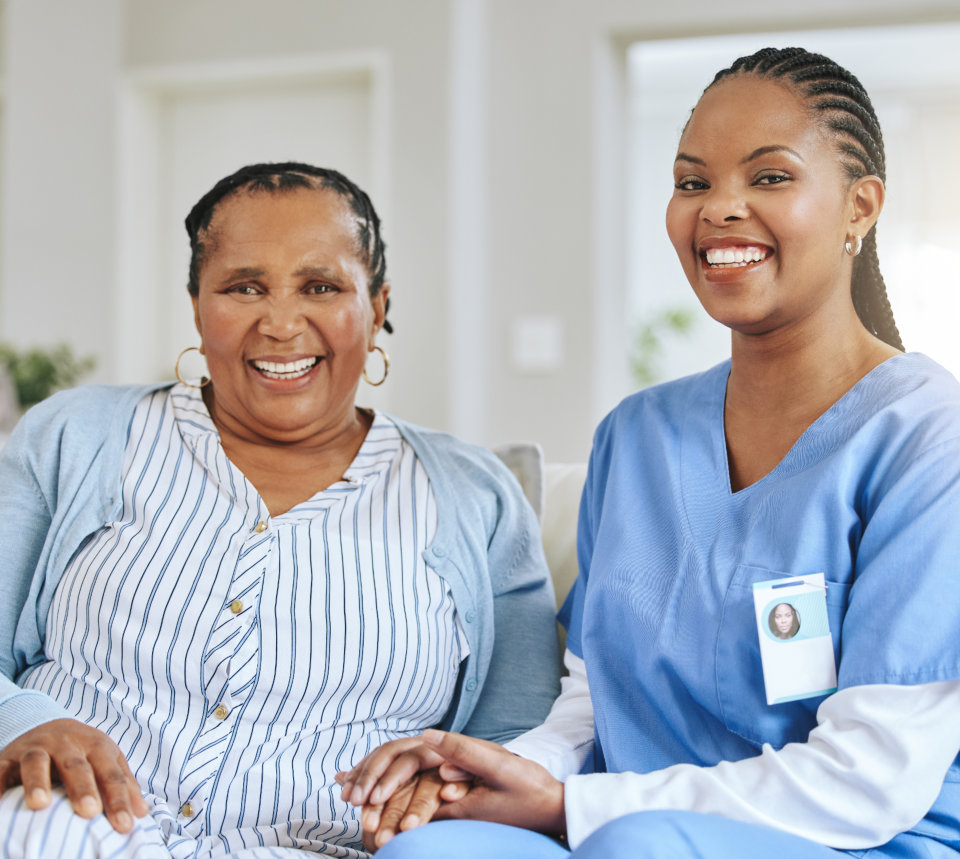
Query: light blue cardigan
0 383 560 750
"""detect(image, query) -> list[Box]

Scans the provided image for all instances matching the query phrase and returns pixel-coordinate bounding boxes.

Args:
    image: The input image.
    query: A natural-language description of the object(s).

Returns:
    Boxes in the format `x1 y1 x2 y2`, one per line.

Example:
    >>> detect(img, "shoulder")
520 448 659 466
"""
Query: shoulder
11 382 172 466
387 414 517 489
593 362 728 454
20 382 170 429
850 353 960 453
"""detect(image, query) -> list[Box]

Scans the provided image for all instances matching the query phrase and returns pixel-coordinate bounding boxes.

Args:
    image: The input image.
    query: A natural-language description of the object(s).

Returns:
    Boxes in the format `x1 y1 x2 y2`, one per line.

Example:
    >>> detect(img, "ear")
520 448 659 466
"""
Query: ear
847 174 885 238
369 283 390 343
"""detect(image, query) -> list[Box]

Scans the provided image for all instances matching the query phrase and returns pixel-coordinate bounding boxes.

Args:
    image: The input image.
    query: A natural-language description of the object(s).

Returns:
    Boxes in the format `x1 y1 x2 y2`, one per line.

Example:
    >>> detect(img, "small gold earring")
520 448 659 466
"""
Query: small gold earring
175 346 211 388
844 235 863 257
362 345 390 387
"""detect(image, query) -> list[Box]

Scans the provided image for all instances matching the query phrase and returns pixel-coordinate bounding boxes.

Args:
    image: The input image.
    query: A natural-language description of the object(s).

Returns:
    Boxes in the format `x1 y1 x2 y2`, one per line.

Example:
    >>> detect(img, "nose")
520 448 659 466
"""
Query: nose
700 184 748 225
258 294 309 339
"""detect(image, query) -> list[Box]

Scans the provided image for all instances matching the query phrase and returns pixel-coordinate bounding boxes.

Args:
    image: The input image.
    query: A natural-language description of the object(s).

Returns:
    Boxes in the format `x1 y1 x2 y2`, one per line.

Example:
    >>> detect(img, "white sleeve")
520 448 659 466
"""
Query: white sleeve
503 649 594 780
564 681 960 850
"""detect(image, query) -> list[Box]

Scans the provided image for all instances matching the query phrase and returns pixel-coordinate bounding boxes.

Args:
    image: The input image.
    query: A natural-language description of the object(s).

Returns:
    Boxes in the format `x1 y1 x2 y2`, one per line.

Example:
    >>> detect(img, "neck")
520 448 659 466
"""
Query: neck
726 307 899 418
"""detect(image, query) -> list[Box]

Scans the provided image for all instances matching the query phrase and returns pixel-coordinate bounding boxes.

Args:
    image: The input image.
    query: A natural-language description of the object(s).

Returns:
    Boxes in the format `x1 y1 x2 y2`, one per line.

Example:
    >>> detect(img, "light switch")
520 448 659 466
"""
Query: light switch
511 315 564 372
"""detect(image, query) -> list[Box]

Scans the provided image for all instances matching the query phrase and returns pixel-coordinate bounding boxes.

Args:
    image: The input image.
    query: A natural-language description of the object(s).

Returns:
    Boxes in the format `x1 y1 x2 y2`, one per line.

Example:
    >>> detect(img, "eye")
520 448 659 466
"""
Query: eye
304 282 338 295
674 176 708 192
755 172 791 186
225 283 261 296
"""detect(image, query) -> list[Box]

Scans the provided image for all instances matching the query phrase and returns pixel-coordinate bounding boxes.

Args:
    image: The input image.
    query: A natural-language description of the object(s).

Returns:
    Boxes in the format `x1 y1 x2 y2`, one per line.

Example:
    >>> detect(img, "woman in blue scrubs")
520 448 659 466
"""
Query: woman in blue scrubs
339 47 960 858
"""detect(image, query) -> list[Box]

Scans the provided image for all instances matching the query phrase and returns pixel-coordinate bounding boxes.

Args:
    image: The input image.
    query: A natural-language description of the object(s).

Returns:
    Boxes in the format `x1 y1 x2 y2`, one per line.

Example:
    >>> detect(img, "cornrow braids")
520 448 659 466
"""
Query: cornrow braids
709 47 902 350
184 161 392 334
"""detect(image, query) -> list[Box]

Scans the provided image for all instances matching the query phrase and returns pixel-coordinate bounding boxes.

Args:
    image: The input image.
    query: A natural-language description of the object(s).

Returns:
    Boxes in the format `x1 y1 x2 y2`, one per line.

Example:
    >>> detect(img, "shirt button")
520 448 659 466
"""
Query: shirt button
254 521 267 533
214 704 229 720
465 679 477 691
464 610 476 623
180 802 195 818
229 600 243 614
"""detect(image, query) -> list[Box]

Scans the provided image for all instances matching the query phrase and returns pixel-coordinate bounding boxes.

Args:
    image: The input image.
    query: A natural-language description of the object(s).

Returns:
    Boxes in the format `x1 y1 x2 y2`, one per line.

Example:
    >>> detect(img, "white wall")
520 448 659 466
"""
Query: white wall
2 0 959 462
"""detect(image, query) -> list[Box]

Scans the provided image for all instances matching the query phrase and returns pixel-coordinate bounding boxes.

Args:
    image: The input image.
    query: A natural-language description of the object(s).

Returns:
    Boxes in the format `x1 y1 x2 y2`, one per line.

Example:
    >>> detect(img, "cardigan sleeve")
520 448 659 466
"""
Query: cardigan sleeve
455 459 561 744
0 411 73 749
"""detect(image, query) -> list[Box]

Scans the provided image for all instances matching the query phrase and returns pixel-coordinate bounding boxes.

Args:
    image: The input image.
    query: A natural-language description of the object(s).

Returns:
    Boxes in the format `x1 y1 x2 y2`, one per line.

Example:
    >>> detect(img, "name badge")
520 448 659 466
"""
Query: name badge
752 573 837 705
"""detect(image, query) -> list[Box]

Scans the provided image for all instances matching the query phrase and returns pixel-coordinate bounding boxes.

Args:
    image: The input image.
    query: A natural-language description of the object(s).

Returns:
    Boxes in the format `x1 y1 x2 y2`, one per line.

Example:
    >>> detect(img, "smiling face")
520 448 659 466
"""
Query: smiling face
192 186 387 444
665 74 868 339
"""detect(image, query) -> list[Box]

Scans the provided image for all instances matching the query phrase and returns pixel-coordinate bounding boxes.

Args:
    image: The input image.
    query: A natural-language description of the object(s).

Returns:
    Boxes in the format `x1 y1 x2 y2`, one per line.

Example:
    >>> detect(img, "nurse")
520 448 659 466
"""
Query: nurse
339 47 960 858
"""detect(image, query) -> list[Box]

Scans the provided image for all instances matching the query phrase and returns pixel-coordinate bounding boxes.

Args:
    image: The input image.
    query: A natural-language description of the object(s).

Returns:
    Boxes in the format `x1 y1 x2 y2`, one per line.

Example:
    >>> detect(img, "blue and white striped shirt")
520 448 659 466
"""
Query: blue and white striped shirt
21 384 467 856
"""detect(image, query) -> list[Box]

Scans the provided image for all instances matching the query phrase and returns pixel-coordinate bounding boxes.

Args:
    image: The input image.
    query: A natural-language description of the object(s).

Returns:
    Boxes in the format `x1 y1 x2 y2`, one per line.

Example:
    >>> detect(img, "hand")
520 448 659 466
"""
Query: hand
422 729 566 836
0 719 149 833
360 769 457 851
337 737 447 808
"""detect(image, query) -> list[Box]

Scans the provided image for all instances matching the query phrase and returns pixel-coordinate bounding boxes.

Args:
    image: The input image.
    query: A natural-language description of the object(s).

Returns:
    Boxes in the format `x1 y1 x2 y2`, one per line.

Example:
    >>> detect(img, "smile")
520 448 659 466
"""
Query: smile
702 245 769 267
251 357 319 380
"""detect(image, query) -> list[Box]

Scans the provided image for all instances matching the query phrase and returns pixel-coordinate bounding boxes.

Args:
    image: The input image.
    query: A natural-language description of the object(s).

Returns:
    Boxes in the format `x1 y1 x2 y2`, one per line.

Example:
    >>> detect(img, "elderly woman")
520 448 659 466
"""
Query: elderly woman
0 162 558 858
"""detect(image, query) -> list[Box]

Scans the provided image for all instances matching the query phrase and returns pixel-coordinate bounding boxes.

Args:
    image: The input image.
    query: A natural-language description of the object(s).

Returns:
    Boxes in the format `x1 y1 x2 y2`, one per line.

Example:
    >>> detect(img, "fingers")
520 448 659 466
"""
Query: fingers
339 738 421 805
439 780 471 802
53 743 103 819
89 747 148 832
368 770 447 849
391 771 445 838
13 749 53 810
420 730 507 785
0 720 148 834
339 738 445 807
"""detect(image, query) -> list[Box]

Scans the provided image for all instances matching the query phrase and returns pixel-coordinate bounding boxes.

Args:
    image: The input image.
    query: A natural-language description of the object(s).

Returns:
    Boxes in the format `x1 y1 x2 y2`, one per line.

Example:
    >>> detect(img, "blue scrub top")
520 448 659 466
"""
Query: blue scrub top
561 352 960 854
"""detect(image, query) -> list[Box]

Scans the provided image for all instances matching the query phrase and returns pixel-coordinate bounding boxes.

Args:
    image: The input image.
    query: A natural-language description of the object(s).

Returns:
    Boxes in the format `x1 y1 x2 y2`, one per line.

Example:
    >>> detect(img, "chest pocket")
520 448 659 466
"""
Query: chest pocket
715 564 850 748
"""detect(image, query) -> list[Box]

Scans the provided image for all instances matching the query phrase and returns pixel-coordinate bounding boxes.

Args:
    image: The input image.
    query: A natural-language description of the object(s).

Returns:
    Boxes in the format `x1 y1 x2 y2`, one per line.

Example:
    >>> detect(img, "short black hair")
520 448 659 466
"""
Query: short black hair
184 161 392 333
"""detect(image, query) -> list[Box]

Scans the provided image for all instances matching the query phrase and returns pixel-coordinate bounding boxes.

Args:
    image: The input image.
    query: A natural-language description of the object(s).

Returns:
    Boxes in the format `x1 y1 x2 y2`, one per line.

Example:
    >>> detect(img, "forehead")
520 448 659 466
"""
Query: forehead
679 75 824 158
205 185 361 252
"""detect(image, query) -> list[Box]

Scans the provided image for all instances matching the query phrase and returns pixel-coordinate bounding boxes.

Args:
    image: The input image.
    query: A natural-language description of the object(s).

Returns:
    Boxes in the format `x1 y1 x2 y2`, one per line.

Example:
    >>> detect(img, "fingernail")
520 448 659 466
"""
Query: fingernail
29 788 48 806
422 729 442 744
115 811 133 831
402 814 420 830
80 795 100 816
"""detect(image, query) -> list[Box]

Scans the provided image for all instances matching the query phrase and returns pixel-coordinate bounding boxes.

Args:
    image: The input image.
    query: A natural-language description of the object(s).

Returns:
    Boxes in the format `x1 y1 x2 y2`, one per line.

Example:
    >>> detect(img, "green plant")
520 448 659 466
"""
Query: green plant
629 307 696 388
0 343 97 409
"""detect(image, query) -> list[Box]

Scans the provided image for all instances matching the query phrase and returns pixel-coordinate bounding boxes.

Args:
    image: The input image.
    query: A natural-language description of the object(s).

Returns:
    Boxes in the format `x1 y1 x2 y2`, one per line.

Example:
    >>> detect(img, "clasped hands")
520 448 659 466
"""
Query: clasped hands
336 728 566 852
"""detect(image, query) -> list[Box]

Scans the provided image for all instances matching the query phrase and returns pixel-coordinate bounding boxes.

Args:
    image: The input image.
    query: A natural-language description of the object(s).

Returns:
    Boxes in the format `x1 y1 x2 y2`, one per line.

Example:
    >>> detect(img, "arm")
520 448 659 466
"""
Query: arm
564 681 960 849
0 403 148 831
503 650 594 780
451 460 561 744
0 414 67 744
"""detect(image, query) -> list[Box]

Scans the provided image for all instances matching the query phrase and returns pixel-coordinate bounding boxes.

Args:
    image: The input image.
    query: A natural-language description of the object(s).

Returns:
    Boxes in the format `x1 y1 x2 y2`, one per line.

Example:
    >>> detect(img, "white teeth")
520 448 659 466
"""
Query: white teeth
704 246 768 266
252 357 319 379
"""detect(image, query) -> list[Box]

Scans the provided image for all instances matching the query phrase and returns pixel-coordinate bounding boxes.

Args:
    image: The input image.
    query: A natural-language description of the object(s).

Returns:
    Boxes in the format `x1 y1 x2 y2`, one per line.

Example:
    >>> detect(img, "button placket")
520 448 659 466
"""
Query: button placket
181 520 272 822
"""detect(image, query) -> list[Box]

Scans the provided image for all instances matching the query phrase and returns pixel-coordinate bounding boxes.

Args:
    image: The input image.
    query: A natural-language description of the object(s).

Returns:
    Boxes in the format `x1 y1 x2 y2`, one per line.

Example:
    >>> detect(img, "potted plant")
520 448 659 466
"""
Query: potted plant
0 342 96 419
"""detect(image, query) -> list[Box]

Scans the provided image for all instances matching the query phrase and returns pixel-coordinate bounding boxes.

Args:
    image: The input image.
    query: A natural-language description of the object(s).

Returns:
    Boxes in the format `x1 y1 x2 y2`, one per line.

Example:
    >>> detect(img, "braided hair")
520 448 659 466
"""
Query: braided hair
708 47 902 350
184 161 392 333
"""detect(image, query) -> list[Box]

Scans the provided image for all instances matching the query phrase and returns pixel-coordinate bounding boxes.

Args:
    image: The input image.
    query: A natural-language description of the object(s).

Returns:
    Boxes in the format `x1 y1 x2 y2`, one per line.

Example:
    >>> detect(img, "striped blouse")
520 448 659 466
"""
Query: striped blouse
20 384 467 857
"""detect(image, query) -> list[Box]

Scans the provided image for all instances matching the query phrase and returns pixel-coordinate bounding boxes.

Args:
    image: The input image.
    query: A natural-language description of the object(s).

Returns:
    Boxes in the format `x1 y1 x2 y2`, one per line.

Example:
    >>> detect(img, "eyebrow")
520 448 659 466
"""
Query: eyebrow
295 264 342 280
674 145 805 167
740 145 804 164
220 264 342 281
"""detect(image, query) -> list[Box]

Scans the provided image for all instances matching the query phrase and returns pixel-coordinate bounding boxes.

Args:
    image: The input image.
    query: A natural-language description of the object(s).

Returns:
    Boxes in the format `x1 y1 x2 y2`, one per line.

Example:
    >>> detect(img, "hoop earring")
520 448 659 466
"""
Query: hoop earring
844 234 863 257
362 345 390 387
175 346 211 389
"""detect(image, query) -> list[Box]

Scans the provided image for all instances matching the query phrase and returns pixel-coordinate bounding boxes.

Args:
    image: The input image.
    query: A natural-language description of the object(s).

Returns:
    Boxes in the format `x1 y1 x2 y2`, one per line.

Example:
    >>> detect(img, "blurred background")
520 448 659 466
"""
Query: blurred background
1 0 958 462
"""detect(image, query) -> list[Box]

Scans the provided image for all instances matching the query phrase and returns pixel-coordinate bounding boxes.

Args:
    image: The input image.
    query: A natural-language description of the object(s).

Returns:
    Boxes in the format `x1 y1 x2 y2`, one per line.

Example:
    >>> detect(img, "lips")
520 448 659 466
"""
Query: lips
250 356 320 380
